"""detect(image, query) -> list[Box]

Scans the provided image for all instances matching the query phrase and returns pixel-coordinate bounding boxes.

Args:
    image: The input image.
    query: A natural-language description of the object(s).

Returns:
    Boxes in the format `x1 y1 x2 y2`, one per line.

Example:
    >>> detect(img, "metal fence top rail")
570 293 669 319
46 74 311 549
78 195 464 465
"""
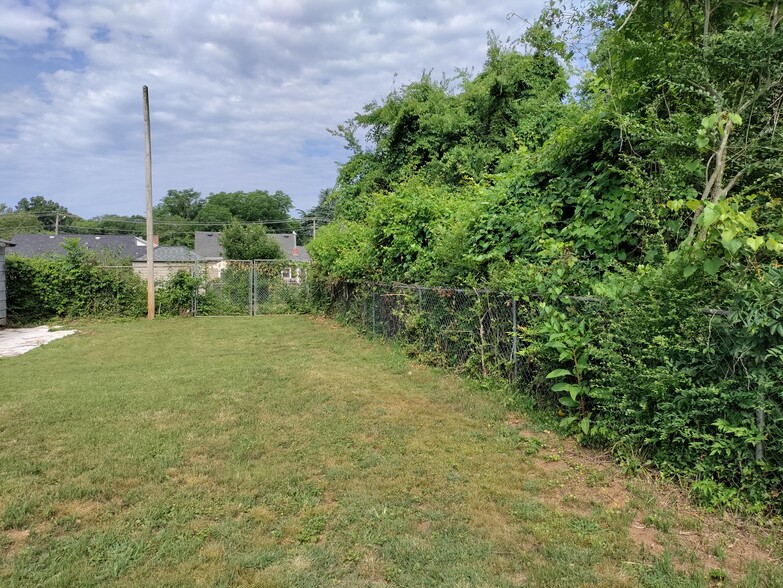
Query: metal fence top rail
356 281 727 315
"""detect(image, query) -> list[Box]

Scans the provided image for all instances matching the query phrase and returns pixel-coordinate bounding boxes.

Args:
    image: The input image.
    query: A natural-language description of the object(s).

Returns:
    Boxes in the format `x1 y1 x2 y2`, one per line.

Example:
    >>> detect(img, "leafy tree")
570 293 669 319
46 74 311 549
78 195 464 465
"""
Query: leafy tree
15 196 75 232
219 223 284 260
576 0 783 262
328 40 570 221
207 190 292 226
307 220 375 282
146 211 191 247
297 188 337 245
463 36 569 153
71 215 146 236
0 211 45 239
194 202 234 232
156 188 203 220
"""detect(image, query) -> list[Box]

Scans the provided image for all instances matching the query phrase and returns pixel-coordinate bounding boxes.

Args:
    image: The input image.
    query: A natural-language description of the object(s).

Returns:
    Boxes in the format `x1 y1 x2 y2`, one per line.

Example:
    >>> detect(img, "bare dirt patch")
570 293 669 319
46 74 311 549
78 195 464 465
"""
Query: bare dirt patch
506 413 780 581
4 529 30 555
629 516 665 558
54 500 105 524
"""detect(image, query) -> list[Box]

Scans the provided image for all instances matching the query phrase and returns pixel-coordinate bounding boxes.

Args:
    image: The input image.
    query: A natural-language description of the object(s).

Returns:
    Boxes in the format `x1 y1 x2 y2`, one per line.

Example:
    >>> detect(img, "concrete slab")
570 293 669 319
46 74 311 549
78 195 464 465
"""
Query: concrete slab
0 326 77 358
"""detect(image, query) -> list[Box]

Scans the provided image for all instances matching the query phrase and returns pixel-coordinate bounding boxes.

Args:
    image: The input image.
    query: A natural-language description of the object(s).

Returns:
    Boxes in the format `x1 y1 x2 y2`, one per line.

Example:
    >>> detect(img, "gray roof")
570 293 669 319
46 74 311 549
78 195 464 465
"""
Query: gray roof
0 239 14 247
268 233 311 262
194 231 223 259
194 231 310 262
9 234 147 260
136 246 204 263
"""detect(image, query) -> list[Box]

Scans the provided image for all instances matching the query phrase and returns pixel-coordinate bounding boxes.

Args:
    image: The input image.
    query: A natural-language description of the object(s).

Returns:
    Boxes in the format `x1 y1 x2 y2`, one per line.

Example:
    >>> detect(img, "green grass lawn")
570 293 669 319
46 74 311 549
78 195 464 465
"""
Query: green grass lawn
1 316 780 587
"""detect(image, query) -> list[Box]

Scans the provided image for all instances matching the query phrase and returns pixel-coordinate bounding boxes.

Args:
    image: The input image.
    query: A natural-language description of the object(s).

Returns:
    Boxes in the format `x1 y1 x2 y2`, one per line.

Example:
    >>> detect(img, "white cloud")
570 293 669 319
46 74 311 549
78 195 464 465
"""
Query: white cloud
0 0 58 44
0 0 550 217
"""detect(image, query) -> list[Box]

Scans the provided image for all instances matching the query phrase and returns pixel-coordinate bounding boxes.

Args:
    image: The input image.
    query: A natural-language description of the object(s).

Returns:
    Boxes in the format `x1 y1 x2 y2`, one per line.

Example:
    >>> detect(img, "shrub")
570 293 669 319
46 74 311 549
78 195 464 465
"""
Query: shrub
156 270 200 316
6 240 146 323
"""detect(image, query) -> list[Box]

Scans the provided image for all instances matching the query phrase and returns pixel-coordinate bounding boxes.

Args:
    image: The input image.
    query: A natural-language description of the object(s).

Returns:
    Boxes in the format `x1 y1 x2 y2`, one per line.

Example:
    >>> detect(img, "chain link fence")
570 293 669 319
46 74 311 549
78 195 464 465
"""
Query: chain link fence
191 260 309 317
100 261 310 317
328 282 522 380
322 280 782 506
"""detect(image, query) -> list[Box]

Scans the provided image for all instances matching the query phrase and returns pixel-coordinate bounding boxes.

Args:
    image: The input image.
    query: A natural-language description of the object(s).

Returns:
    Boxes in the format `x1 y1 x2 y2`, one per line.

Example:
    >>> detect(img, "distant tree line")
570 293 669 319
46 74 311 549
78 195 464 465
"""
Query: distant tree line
0 187 336 247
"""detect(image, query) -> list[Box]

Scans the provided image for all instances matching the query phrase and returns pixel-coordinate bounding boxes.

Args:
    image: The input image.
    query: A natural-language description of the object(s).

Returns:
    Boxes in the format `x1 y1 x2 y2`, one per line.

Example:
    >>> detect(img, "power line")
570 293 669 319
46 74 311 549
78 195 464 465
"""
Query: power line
0 212 332 226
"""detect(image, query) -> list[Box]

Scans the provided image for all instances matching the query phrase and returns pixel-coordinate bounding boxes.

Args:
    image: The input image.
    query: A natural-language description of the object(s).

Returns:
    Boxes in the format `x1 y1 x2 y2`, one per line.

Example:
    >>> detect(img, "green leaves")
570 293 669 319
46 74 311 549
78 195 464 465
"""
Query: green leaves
727 113 743 126
701 113 720 130
700 204 721 229
746 236 764 252
703 257 723 276
219 223 285 261
6 247 146 322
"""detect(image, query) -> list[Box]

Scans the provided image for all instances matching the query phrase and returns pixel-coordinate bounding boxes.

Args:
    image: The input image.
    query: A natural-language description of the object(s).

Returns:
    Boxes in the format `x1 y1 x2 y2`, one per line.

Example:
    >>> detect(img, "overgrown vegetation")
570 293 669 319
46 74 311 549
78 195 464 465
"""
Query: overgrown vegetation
310 1 783 511
6 240 147 323
6 241 310 323
219 223 284 260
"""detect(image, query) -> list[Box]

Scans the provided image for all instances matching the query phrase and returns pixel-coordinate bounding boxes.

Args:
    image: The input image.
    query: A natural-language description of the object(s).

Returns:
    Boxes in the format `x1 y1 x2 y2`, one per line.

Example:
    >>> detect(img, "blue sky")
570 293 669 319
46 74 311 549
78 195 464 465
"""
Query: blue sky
0 0 549 218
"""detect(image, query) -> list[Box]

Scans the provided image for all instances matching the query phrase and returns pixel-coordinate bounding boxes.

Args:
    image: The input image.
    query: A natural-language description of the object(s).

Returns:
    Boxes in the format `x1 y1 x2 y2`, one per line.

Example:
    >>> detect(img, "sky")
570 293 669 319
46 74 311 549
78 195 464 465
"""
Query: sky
0 0 550 219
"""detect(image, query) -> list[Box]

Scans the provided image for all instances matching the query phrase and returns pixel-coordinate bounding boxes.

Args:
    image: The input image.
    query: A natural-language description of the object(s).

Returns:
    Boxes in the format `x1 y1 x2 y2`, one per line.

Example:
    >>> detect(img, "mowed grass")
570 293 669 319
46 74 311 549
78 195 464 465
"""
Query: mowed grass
0 316 781 587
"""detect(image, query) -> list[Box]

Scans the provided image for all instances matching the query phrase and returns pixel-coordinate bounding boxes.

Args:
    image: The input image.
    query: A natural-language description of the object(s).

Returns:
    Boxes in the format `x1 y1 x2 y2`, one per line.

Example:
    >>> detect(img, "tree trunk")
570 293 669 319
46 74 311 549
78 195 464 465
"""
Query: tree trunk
688 118 735 240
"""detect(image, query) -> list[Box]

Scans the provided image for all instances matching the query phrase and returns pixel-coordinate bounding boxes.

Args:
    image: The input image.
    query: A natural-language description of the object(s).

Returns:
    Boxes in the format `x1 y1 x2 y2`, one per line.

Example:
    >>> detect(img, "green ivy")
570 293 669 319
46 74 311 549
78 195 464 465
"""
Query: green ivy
6 241 146 324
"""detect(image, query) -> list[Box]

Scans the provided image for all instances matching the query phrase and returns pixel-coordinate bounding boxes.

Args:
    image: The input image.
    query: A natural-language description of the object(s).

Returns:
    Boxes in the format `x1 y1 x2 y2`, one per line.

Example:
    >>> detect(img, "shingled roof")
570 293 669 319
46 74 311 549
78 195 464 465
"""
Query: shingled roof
135 246 205 263
9 234 148 260
194 231 223 259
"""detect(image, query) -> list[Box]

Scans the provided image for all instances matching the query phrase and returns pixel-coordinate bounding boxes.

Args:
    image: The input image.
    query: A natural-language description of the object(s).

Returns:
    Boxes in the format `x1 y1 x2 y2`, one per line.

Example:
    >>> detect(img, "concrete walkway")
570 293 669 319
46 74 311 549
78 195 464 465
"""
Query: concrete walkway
0 326 77 358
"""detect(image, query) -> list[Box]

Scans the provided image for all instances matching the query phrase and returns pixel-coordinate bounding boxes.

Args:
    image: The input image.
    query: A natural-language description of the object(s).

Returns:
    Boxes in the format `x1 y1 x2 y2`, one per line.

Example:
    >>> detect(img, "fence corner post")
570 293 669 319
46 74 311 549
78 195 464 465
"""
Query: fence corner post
512 295 518 383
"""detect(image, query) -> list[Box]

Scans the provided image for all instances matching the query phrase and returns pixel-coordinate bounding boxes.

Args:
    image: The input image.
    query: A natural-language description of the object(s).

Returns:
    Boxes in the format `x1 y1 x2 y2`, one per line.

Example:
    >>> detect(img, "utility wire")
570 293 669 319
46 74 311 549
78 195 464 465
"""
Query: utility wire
1 212 331 226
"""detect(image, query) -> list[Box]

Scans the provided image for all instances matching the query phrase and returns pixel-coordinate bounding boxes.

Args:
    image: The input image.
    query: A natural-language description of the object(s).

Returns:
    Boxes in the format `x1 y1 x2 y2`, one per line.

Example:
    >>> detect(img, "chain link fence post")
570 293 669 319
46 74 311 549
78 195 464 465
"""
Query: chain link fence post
371 287 376 335
512 295 518 384
756 390 766 461
250 261 255 316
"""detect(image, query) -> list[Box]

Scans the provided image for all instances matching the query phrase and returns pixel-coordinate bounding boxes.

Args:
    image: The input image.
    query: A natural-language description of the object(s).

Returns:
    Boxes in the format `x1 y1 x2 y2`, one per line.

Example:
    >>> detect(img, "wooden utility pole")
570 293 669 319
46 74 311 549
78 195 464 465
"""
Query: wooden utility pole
54 214 59 235
143 85 155 319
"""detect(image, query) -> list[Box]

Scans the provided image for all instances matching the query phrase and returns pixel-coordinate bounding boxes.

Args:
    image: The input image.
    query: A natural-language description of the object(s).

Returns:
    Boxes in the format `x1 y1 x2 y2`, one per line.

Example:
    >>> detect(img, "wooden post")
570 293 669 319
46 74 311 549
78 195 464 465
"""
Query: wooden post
143 86 155 319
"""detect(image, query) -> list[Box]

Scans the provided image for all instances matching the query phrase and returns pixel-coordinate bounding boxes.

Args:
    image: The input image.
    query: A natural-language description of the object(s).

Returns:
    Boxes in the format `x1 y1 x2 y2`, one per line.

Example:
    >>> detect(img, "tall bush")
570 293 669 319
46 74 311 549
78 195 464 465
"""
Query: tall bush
6 240 146 323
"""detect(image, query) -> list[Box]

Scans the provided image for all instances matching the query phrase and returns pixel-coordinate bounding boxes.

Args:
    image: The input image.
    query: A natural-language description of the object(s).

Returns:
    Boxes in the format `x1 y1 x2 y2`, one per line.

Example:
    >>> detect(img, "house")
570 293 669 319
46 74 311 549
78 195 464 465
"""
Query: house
10 233 150 261
10 233 203 283
194 231 311 262
132 246 205 282
0 239 14 327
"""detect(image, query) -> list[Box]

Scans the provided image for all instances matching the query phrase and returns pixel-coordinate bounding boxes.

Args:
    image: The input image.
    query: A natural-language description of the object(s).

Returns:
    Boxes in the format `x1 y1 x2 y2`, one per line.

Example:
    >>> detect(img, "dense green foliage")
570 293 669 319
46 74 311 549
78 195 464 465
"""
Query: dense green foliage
155 188 295 247
219 223 284 260
155 270 200 316
5 242 232 322
310 1 783 510
0 210 44 240
6 241 146 323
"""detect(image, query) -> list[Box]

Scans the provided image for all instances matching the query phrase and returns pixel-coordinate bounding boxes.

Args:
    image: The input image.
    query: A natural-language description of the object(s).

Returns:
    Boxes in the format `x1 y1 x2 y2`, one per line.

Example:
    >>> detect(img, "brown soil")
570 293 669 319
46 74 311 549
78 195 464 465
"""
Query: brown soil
506 414 780 581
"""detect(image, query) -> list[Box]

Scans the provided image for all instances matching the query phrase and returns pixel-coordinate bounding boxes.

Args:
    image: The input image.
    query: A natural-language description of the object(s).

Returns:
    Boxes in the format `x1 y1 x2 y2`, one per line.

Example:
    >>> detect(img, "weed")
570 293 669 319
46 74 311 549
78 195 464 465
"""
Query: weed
644 511 673 533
